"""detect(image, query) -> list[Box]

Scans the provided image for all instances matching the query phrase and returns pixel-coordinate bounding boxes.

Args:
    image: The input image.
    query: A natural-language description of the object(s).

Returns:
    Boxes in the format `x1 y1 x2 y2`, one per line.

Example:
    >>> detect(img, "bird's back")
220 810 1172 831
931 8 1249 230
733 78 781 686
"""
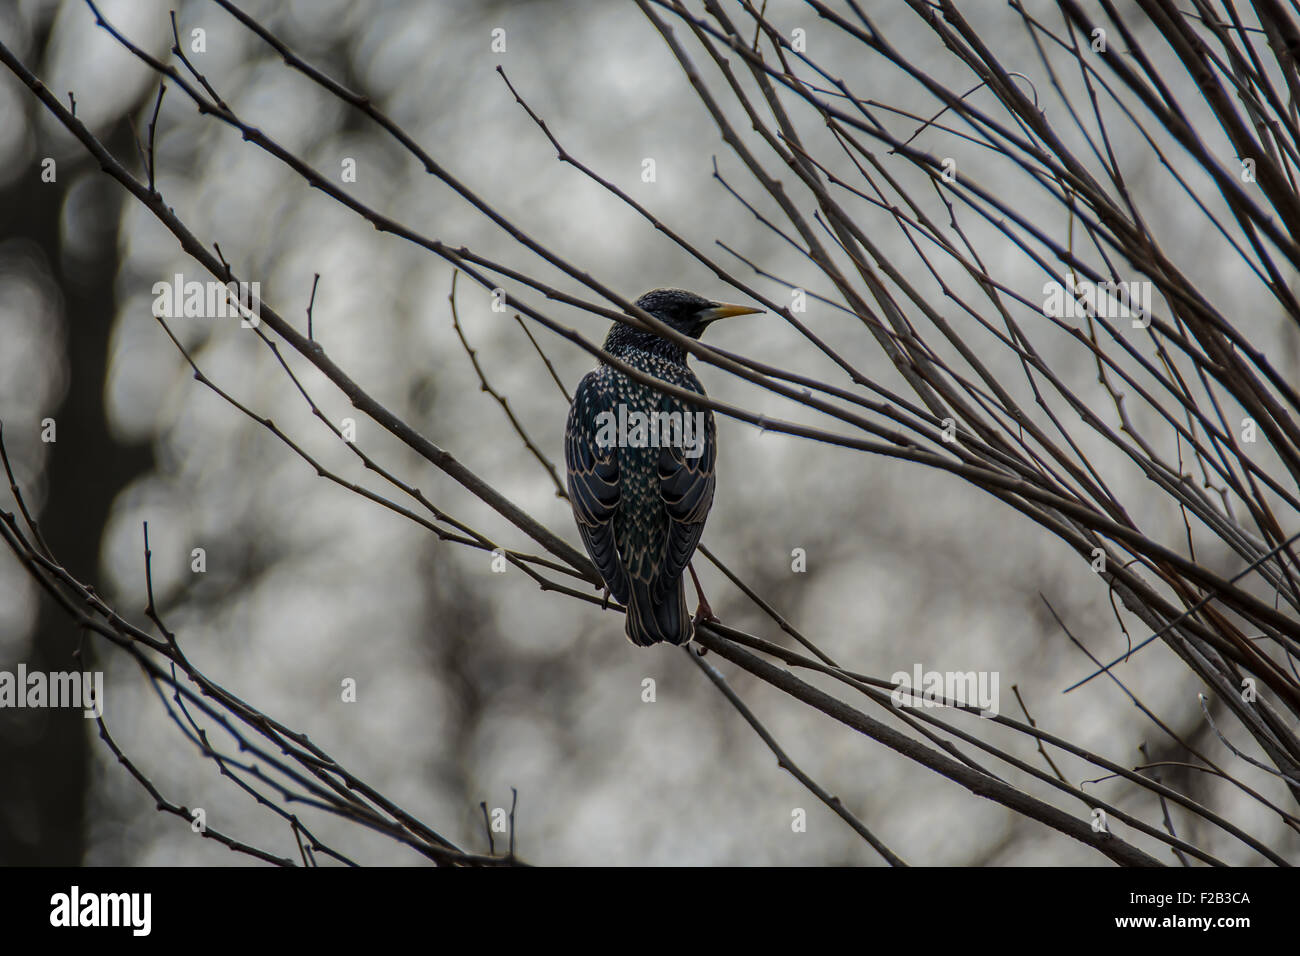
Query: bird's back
609 349 709 582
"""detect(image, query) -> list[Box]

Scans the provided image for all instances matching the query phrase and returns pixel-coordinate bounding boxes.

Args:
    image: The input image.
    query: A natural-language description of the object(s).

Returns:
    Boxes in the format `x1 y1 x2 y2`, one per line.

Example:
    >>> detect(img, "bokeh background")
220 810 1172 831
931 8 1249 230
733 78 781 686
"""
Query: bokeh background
1 0 1297 866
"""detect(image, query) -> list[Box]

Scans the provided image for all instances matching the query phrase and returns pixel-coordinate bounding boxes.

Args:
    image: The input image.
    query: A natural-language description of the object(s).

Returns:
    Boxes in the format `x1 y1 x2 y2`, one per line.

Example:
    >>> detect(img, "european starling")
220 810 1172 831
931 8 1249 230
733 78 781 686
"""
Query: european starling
565 289 762 646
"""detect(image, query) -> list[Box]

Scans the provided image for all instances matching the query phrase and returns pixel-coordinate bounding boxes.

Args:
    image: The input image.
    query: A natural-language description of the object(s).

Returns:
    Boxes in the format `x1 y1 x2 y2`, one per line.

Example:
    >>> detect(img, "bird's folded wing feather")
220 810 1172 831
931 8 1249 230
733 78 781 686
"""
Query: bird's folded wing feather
565 371 629 603
654 399 716 602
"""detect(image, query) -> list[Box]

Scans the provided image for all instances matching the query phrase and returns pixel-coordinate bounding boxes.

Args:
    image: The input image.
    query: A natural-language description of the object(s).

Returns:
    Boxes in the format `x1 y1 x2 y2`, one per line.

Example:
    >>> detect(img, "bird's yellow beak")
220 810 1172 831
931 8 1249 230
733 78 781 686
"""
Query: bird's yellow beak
697 301 763 324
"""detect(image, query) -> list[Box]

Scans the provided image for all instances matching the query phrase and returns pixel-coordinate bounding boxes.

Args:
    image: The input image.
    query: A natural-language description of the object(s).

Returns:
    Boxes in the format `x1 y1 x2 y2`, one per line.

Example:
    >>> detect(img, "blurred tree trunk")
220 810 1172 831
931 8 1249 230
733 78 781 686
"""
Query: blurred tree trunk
0 42 151 861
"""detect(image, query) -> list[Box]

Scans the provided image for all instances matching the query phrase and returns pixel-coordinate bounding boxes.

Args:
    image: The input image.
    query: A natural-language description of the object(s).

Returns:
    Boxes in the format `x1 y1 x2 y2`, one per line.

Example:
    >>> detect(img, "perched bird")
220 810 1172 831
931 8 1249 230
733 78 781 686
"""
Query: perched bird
565 289 762 646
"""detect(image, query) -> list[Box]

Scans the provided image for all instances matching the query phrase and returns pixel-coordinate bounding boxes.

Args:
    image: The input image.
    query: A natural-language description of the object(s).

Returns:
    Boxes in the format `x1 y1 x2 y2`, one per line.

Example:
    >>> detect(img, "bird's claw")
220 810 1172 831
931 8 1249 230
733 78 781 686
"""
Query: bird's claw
692 600 719 626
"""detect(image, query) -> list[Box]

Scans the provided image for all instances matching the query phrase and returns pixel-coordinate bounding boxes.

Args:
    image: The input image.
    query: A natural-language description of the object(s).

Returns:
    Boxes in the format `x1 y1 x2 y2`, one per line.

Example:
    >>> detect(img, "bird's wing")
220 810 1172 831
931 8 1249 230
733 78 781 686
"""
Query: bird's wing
654 396 716 602
565 370 629 603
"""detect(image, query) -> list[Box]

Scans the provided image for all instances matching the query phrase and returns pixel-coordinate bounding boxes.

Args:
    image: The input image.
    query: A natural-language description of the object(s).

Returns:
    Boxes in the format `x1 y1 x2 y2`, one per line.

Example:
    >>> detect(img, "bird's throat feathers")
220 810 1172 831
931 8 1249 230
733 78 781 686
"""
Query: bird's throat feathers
602 320 689 362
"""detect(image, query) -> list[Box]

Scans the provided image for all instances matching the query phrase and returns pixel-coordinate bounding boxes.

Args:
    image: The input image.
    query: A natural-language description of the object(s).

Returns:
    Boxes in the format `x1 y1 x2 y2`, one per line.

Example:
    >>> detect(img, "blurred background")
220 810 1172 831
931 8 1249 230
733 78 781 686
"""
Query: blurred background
1 0 1296 866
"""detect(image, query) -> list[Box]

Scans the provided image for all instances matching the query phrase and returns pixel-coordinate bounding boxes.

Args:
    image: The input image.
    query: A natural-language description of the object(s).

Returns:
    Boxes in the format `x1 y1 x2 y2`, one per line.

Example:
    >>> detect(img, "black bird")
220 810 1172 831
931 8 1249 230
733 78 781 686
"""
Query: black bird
565 289 762 646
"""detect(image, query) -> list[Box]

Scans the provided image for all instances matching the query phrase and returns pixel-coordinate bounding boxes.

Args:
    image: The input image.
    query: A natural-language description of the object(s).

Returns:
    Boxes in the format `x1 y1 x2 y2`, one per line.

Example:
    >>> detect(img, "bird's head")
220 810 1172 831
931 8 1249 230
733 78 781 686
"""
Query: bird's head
633 288 762 339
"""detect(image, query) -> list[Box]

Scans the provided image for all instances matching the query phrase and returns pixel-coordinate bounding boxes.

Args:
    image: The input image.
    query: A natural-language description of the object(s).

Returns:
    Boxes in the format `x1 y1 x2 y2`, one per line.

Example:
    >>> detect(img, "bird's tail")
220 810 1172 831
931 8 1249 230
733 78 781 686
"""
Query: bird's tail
624 575 691 646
